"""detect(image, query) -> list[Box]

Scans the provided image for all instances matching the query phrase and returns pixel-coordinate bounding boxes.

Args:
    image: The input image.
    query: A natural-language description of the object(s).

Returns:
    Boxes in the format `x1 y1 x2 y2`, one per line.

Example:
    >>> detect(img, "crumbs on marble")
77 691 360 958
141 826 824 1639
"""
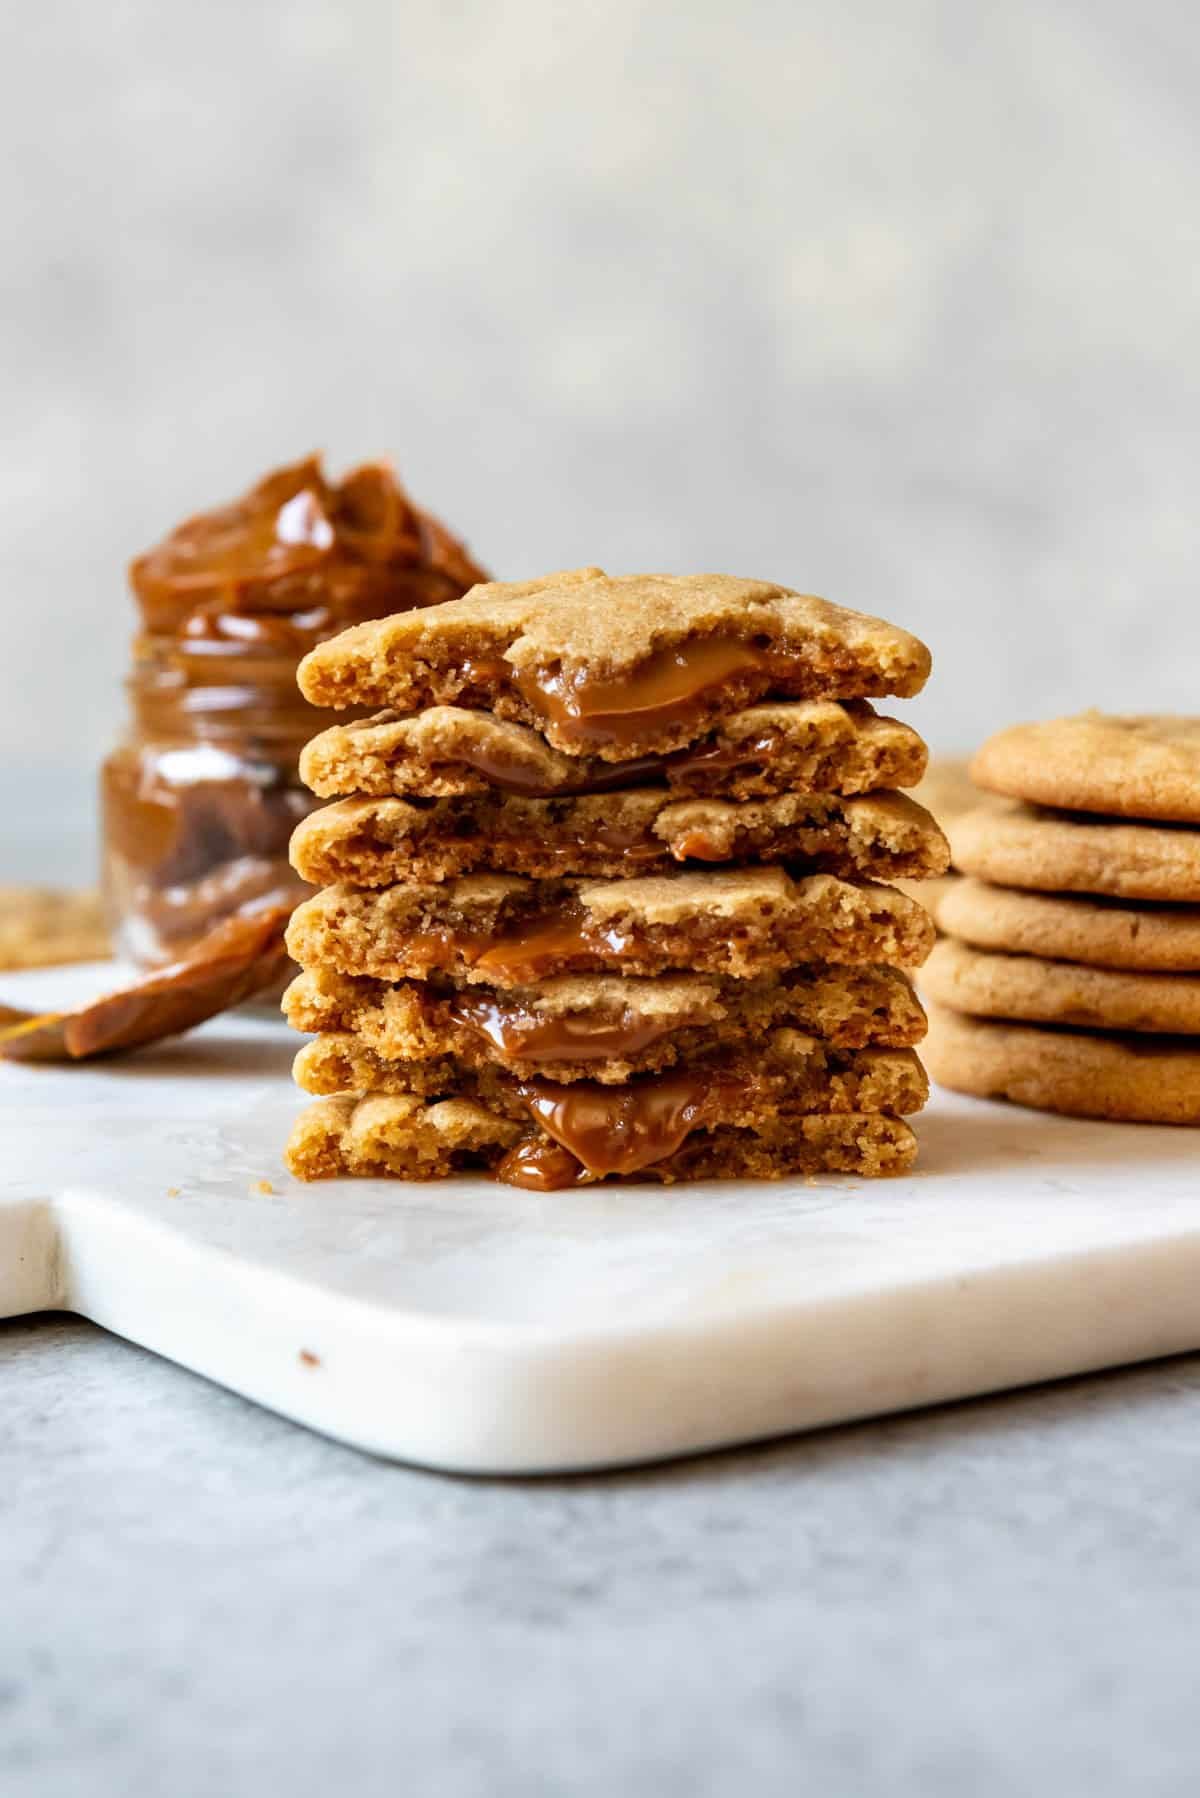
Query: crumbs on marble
251 1178 275 1195
299 1349 321 1368
166 1186 180 1198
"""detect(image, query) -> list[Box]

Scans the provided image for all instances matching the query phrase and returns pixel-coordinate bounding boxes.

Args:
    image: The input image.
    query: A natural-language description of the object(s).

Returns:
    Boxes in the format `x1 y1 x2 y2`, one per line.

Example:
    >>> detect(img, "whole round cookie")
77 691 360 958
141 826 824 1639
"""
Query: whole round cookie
949 802 1200 902
971 712 1200 823
938 878 1200 971
923 1003 1200 1124
923 938 1200 1034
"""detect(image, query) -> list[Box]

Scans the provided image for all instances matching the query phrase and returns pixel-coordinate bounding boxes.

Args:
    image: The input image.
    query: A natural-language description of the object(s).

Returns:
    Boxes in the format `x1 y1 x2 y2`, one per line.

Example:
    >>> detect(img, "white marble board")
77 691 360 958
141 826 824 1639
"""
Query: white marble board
2 961 1198 1474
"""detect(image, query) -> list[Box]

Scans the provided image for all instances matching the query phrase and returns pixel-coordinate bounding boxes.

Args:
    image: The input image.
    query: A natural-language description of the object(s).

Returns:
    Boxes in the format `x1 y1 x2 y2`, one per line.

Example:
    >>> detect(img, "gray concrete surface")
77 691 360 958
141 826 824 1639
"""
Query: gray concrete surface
5 1312 1200 1797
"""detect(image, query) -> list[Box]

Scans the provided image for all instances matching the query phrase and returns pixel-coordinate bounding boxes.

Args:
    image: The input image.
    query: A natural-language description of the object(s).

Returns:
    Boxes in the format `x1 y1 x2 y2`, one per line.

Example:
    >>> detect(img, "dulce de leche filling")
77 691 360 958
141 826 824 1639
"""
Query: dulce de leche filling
448 991 685 1063
443 731 788 800
446 739 674 798
498 1069 731 1188
387 906 610 986
466 903 622 984
515 637 781 750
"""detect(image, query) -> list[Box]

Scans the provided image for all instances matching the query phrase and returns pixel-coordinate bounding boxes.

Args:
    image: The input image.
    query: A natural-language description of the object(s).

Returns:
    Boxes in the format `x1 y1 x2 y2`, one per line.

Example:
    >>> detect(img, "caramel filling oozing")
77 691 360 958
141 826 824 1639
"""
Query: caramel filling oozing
510 1069 726 1183
377 899 644 985
666 732 781 782
442 731 790 799
448 991 683 1063
495 1138 592 1191
468 903 618 983
666 830 727 862
390 908 611 983
515 637 775 749
446 740 672 797
456 655 514 695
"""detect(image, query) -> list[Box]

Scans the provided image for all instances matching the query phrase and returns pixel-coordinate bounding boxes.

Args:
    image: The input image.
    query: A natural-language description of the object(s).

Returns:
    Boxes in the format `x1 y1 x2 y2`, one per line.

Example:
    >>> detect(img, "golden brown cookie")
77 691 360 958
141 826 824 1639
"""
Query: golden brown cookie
949 802 1200 902
285 1091 918 1184
923 1002 1200 1124
293 1028 928 1123
909 757 984 829
938 877 1200 972
297 570 932 758
890 756 998 922
283 962 927 1082
971 712 1200 823
285 869 936 987
923 938 1200 1034
288 789 949 887
299 700 928 802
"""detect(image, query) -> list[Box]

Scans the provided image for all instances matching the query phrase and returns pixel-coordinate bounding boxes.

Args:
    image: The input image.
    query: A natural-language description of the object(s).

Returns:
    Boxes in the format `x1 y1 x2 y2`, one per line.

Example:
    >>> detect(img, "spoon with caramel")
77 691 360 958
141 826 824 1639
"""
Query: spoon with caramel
0 903 291 1064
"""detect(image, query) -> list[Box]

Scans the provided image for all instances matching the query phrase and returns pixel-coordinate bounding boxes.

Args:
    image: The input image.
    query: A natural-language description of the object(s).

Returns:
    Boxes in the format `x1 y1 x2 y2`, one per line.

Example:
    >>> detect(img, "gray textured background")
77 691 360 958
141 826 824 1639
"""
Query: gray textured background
4 0 1200 875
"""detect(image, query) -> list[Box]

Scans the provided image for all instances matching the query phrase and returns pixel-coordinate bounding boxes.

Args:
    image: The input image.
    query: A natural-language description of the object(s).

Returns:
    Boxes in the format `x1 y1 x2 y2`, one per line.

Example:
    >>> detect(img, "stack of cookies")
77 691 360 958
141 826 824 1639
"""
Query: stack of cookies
924 713 1200 1125
281 570 949 1187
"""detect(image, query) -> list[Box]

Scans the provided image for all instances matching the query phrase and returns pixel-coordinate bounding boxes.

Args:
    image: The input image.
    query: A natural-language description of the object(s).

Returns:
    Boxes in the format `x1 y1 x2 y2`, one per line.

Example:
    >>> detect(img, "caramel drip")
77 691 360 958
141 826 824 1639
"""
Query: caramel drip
495 1138 591 1191
449 992 680 1063
457 656 515 693
668 830 727 862
516 637 770 749
469 903 598 983
390 902 637 983
512 1070 727 1180
392 924 494 972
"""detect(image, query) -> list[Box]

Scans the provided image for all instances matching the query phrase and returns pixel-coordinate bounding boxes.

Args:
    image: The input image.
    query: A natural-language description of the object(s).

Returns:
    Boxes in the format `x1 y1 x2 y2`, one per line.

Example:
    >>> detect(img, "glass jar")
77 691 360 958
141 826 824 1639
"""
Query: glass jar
101 637 320 965
102 456 487 966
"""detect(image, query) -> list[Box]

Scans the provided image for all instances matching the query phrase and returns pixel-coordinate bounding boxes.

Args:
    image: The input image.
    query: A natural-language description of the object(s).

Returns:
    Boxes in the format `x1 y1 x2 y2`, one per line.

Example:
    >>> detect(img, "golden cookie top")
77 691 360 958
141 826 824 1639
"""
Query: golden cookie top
298 568 933 757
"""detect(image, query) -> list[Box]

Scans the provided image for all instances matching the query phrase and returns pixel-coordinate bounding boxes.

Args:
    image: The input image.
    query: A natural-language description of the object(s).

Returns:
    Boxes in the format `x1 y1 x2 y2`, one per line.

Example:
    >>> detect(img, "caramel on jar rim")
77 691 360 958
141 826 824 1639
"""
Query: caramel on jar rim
131 455 487 635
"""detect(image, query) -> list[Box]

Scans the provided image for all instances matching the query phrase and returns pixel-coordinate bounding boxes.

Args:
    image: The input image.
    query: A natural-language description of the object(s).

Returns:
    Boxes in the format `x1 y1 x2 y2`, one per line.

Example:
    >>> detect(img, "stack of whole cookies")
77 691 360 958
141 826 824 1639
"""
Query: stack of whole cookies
924 713 1200 1124
281 570 948 1187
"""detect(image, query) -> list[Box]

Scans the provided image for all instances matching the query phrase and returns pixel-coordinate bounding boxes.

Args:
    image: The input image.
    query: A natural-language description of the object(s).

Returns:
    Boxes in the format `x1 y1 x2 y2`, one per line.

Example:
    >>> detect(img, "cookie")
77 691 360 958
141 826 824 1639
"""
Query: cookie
923 1003 1200 1124
893 873 960 920
949 802 1200 902
285 1091 918 1185
297 570 932 759
910 757 986 829
285 869 936 987
293 1029 929 1127
923 938 1200 1034
971 712 1200 823
292 1023 926 1110
298 700 928 803
283 962 927 1082
288 789 950 887
937 878 1200 972
890 756 999 919
0 887 110 971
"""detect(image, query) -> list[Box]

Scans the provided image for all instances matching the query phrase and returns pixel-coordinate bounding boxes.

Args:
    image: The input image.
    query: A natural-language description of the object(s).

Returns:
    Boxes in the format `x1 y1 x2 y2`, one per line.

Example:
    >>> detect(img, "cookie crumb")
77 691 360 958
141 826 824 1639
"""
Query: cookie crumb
252 1178 274 1195
299 1349 321 1367
166 1186 180 1198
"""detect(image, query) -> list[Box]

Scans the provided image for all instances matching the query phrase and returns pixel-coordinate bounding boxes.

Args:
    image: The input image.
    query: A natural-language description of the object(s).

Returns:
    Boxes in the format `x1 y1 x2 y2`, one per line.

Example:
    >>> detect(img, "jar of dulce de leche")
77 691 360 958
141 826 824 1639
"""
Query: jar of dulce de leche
101 455 487 966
